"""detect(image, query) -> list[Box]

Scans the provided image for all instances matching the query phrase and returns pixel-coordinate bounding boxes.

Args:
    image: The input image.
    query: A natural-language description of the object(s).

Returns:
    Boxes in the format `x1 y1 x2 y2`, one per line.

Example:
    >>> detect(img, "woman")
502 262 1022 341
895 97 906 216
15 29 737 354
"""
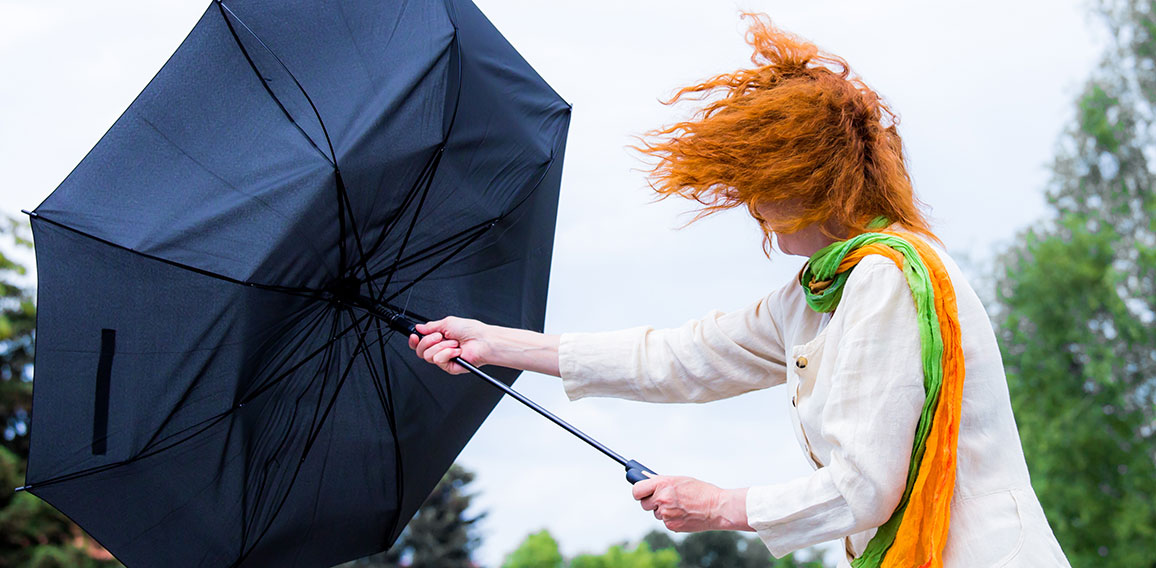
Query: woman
408 16 1069 568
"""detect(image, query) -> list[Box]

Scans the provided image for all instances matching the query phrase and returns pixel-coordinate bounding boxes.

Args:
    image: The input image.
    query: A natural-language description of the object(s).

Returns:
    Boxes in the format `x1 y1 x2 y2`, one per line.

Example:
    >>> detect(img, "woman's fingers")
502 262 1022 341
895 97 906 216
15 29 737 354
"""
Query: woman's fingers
422 337 457 362
414 332 448 359
431 344 462 365
639 495 657 512
407 316 490 374
631 477 657 500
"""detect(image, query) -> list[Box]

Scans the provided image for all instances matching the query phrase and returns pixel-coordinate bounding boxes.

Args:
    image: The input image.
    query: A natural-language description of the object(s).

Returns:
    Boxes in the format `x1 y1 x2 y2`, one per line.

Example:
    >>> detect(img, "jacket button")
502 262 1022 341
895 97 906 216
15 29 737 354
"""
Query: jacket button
795 356 807 369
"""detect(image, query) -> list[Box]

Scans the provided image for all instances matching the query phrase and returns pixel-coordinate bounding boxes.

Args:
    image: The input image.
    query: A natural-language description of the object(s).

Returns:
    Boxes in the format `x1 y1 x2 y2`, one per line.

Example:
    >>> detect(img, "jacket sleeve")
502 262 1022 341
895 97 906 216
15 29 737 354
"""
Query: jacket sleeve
746 257 927 557
557 288 789 403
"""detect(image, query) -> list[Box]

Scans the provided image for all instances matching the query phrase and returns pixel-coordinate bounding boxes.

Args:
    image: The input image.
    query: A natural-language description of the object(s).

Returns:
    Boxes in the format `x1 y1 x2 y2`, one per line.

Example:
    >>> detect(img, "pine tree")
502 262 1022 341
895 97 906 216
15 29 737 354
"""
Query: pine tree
344 464 483 567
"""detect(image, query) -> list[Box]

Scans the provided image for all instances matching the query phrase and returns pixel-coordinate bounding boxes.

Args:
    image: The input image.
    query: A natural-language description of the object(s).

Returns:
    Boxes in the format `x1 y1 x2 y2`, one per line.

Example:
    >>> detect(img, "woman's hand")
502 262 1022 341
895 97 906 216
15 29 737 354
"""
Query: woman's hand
632 475 752 533
408 317 492 375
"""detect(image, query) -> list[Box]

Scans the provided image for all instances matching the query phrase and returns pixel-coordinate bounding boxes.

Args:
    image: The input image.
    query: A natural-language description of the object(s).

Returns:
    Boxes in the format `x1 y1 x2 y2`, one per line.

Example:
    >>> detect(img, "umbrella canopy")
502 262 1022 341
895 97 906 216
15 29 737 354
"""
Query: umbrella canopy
24 0 569 566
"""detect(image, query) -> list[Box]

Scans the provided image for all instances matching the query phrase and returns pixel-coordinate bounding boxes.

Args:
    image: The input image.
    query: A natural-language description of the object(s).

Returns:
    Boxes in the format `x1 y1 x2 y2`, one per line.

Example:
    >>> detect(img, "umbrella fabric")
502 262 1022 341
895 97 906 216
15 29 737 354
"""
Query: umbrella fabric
25 1 569 566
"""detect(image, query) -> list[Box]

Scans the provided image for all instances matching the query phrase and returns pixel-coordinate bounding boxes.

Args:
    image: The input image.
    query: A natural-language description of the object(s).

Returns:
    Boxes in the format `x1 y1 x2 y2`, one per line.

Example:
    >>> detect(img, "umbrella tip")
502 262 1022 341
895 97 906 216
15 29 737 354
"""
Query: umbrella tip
13 485 30 493
20 210 37 218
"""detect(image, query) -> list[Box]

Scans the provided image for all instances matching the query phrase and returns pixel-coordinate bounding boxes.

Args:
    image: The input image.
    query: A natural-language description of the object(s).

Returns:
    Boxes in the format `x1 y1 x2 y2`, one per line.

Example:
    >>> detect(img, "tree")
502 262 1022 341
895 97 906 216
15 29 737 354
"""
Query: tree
679 531 825 568
640 530 677 556
0 217 34 459
993 1 1156 566
676 531 744 568
569 542 680 568
404 464 484 566
341 463 483 567
639 530 825 568
503 530 563 568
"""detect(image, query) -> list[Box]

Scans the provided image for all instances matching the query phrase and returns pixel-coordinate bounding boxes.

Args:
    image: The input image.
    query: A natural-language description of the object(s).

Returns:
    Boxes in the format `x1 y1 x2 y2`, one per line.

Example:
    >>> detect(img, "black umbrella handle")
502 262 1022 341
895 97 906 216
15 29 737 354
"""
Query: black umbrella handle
625 459 656 484
361 300 657 484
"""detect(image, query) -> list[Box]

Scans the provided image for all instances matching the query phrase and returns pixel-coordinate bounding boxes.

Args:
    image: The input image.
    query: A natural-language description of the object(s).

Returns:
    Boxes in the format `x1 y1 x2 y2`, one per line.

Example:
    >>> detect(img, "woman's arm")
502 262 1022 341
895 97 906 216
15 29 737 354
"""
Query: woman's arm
408 317 561 376
411 317 759 533
559 293 790 403
409 287 791 403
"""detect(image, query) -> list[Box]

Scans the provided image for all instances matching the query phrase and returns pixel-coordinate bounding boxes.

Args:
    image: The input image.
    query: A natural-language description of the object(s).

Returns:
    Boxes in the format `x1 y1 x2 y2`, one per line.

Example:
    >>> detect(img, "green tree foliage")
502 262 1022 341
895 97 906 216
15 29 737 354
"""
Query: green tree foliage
640 531 677 557
633 531 827 568
676 531 750 567
569 542 679 568
0 218 120 567
994 1 1156 566
0 217 35 459
341 464 483 568
503 530 563 568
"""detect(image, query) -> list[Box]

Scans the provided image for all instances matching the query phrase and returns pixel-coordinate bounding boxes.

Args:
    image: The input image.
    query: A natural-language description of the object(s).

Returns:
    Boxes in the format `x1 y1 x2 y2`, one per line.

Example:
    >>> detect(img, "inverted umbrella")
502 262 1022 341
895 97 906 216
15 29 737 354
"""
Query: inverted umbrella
21 1 650 566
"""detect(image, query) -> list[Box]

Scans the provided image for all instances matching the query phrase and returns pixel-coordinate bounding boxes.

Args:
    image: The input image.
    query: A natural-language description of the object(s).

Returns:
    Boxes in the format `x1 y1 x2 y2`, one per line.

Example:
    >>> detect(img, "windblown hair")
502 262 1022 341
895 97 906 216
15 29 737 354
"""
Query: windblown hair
638 14 936 251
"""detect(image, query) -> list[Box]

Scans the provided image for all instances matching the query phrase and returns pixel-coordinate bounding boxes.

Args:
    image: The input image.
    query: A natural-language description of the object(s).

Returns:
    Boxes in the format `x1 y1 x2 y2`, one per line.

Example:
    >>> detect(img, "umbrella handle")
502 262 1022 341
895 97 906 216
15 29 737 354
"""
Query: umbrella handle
625 459 656 485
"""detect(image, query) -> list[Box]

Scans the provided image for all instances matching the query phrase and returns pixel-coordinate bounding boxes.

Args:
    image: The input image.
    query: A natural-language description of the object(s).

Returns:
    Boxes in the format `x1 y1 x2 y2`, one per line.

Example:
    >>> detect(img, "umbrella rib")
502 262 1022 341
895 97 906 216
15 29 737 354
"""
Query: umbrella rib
21 310 368 493
355 27 464 287
336 168 375 293
215 1 378 288
241 309 344 554
236 311 370 406
352 318 398 426
23 412 234 492
135 302 328 456
365 149 561 299
356 147 445 291
378 150 442 295
28 213 322 300
363 217 491 282
129 112 335 272
233 307 373 568
226 303 333 411
215 0 337 166
354 316 408 543
359 147 440 264
216 0 367 281
375 348 408 548
391 222 493 272
380 225 491 304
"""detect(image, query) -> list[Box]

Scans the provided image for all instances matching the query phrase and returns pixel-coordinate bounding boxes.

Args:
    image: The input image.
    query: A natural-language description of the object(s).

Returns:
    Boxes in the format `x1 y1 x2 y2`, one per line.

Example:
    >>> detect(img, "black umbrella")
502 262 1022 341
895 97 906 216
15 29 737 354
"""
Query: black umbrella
20 1 650 566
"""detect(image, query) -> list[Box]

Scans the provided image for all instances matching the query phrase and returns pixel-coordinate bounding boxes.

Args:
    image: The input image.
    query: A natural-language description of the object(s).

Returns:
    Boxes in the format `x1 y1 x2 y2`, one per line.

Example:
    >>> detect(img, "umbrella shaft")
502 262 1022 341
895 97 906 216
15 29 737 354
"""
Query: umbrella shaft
353 297 631 468
450 357 630 468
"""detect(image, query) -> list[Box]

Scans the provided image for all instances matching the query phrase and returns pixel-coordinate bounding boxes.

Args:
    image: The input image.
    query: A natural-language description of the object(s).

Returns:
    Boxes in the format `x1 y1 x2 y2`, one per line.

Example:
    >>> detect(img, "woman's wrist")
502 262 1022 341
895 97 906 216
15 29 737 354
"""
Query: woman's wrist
485 325 561 377
715 487 753 532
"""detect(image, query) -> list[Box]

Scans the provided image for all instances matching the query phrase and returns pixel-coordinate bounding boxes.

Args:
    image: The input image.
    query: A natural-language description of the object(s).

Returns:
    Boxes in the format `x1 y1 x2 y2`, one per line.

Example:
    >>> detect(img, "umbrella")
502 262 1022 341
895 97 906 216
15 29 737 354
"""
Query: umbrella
20 1 649 566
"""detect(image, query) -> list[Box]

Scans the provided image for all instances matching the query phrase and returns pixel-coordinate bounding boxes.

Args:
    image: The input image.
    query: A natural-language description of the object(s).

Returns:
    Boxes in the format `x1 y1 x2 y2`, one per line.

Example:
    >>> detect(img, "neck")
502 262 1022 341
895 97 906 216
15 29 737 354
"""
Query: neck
780 222 847 257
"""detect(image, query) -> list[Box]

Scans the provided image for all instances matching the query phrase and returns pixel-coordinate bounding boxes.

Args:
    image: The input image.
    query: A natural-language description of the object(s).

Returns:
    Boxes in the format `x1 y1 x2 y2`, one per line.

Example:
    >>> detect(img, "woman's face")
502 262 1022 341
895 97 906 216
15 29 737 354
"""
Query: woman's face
753 201 838 258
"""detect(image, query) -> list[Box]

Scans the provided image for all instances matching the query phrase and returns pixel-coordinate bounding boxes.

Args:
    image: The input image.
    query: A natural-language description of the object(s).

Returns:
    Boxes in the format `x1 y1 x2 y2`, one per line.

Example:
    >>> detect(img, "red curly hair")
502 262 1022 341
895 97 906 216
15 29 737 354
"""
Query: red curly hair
637 14 936 251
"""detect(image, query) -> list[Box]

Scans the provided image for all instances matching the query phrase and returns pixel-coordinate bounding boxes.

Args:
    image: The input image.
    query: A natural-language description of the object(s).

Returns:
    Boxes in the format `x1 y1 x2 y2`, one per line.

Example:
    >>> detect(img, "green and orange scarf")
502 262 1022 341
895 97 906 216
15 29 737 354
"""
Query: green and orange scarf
799 227 963 568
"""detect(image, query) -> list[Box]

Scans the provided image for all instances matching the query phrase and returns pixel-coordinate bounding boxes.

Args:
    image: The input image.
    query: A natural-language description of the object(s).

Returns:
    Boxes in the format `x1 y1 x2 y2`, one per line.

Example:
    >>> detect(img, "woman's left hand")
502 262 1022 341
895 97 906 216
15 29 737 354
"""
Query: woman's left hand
631 475 753 533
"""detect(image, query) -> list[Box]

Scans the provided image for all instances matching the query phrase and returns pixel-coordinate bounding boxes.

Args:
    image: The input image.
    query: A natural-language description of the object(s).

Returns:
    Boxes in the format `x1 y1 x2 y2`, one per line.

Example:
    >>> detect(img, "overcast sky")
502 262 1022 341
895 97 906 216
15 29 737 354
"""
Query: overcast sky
1 0 1103 566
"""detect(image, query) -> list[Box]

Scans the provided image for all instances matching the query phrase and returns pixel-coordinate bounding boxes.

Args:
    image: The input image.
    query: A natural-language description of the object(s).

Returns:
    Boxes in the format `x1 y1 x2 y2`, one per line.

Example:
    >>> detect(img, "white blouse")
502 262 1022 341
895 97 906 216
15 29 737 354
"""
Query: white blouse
558 247 1070 567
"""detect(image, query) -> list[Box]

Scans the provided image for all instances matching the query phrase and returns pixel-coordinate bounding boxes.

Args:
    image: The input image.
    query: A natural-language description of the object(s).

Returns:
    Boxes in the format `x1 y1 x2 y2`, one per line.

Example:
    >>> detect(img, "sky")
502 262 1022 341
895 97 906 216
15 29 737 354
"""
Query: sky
0 0 1103 566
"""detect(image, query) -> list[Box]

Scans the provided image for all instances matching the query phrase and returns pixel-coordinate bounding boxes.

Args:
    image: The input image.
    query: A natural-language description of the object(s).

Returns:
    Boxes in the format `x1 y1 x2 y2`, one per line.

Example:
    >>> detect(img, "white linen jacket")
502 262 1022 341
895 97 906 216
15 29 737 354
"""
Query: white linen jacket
558 247 1070 567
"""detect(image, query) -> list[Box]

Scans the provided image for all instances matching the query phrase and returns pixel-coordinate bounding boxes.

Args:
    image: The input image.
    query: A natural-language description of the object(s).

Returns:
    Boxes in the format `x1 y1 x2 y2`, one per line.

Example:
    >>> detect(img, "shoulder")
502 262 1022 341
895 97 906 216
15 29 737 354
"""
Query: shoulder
843 252 908 301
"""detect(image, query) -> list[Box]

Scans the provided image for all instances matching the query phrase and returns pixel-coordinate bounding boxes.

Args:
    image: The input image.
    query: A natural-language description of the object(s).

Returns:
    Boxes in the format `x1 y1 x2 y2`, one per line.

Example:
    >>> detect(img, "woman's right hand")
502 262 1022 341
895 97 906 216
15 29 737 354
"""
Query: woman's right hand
408 316 492 375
